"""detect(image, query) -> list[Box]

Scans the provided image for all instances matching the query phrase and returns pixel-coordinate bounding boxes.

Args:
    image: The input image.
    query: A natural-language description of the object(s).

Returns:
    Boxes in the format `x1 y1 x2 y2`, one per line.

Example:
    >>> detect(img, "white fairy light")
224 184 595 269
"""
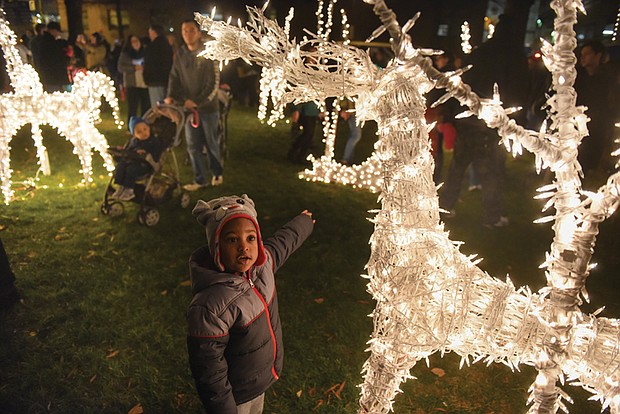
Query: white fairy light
487 23 495 39
461 21 472 54
613 5 620 43
0 9 122 204
195 1 620 413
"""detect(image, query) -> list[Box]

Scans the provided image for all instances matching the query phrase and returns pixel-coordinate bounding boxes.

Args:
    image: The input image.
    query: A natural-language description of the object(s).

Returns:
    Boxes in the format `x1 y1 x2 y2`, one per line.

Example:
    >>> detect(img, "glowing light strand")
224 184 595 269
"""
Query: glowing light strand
0 9 122 204
195 1 620 413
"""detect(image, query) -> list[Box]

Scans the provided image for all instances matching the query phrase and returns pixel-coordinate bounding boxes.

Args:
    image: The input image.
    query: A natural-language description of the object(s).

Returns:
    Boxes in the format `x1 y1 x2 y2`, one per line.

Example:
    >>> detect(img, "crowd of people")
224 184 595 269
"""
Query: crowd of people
428 17 620 229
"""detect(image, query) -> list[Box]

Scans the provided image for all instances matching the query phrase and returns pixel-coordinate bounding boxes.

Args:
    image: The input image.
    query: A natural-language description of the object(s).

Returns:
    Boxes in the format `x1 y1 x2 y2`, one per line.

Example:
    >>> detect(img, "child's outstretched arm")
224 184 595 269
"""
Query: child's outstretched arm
263 211 315 273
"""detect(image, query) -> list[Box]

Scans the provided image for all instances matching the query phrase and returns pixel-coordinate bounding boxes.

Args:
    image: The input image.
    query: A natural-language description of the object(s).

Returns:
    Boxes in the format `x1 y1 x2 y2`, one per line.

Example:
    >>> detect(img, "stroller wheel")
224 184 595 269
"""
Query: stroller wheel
138 208 160 226
100 201 124 217
180 192 191 208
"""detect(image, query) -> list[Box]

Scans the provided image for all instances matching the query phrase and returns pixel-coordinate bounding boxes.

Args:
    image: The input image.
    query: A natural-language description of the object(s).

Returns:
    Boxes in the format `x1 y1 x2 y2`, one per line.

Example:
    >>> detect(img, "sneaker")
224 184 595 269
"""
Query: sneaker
118 188 135 201
183 182 207 192
484 216 509 228
110 185 125 199
211 176 223 186
441 209 456 219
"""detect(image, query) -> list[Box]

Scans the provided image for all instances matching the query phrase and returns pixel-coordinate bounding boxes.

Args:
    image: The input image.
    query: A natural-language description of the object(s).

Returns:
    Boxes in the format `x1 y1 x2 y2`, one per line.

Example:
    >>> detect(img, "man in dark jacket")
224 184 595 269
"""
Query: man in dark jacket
143 24 173 108
37 22 70 92
165 19 223 190
439 14 529 228
188 194 315 413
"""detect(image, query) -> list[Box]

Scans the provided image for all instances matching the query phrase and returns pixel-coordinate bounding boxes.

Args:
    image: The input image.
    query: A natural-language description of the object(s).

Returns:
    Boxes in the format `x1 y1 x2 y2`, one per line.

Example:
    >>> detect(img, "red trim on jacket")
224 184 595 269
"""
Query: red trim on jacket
245 273 279 380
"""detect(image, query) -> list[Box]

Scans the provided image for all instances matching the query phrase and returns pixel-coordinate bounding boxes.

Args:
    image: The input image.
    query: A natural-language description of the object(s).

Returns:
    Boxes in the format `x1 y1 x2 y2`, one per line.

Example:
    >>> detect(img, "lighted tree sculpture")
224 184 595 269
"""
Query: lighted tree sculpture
0 10 122 204
196 0 620 413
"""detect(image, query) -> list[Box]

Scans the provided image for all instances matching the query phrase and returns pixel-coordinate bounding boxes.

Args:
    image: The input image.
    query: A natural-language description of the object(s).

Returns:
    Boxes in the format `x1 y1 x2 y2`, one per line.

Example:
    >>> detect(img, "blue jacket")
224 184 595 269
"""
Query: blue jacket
187 214 314 413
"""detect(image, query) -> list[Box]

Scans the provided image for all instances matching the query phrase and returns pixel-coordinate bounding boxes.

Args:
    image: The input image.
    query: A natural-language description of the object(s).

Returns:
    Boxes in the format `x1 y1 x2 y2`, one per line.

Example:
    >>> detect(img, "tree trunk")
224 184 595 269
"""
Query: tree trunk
64 0 83 44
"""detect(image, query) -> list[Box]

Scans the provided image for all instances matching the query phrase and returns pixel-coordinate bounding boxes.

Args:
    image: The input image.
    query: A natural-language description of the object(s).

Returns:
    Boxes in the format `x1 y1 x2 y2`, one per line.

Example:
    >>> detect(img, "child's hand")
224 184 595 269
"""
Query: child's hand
301 210 315 223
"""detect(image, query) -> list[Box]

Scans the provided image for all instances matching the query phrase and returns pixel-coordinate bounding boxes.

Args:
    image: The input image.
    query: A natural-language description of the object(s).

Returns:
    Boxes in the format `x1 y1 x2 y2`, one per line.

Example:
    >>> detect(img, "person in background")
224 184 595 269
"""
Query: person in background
143 24 173 108
29 23 45 74
339 97 362 166
187 194 314 413
165 19 223 191
86 32 109 72
117 35 150 126
574 40 617 176
439 14 528 228
37 22 70 92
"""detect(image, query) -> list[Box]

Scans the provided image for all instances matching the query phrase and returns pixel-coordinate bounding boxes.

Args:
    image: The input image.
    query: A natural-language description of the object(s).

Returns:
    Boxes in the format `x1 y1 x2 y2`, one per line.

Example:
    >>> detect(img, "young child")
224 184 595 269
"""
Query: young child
111 116 165 201
188 194 315 413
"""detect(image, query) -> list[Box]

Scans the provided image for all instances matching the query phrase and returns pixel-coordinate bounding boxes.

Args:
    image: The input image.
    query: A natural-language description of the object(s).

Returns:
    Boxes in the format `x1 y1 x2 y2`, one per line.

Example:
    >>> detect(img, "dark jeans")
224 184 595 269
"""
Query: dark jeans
114 160 152 189
126 87 150 125
440 119 506 225
288 115 318 163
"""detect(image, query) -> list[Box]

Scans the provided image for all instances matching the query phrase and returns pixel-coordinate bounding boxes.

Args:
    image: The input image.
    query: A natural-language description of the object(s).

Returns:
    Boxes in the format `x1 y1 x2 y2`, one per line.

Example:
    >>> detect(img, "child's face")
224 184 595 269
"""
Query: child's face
219 217 258 273
133 122 150 140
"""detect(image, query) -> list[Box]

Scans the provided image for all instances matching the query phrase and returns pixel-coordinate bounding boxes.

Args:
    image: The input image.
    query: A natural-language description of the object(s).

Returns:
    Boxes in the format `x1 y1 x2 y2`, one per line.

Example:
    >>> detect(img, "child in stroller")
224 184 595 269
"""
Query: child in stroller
110 116 165 201
101 106 190 226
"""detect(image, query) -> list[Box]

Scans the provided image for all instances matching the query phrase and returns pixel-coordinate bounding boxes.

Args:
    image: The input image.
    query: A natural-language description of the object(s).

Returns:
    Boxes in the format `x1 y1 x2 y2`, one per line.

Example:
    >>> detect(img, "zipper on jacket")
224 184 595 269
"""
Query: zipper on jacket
245 273 279 380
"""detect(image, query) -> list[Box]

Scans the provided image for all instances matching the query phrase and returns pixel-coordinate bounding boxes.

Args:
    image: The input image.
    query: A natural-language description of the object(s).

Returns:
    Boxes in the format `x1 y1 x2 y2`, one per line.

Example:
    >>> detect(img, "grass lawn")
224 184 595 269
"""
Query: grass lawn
1 103 618 414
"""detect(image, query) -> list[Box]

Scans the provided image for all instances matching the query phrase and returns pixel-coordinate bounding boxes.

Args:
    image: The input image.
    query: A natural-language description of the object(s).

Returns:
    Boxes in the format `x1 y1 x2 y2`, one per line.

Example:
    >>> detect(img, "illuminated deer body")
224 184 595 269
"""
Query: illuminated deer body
0 10 122 203
196 0 620 412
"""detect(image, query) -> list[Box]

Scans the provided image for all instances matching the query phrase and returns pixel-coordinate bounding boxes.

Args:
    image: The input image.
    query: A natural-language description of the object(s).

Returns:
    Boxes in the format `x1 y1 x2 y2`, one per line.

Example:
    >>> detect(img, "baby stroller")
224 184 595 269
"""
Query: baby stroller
100 105 191 226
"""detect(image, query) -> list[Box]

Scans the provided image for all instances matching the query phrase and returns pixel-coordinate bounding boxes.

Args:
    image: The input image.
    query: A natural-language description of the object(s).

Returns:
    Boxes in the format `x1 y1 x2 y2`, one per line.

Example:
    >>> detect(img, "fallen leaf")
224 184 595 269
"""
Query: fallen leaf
89 375 97 383
128 403 143 414
179 279 192 287
314 298 325 304
106 350 120 359
357 299 370 305
314 399 324 409
95 232 107 239
29 331 37 337
160 290 168 296
308 387 316 397
27 251 36 258
431 367 446 377
334 381 346 399
0 224 6 231
296 389 302 398
85 251 96 259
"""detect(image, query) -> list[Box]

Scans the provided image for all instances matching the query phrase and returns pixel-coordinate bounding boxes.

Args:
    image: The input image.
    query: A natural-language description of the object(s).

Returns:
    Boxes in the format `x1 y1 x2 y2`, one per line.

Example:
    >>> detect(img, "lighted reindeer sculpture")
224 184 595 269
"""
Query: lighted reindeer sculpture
196 0 620 412
0 10 122 204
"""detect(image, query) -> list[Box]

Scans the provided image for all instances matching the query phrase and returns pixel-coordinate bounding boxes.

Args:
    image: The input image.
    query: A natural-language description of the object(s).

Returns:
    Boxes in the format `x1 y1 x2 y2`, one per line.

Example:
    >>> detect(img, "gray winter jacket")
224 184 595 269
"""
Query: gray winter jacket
167 44 219 113
187 213 314 413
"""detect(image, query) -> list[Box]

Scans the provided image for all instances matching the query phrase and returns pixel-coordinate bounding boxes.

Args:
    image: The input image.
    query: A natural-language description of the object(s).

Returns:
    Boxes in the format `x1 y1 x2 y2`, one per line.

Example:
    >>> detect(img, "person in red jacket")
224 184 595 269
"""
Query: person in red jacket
188 194 315 413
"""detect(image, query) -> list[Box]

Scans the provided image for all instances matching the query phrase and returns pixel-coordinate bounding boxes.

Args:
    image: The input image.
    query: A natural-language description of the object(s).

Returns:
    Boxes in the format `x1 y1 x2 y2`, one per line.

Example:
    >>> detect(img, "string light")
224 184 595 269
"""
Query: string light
461 21 472 54
195 1 620 413
0 10 122 204
613 5 620 43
